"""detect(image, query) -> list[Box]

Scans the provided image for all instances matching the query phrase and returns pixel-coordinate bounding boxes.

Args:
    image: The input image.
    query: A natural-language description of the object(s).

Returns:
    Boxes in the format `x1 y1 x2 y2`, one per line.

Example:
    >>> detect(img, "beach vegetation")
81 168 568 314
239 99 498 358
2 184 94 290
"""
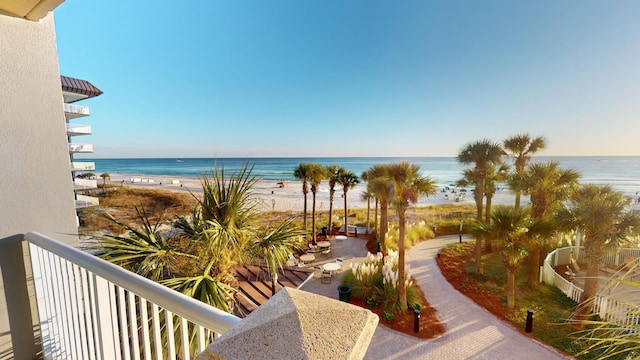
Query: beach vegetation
307 163 328 243
470 206 531 308
362 164 393 255
503 134 546 209
386 161 437 308
84 164 305 319
325 164 340 234
293 163 312 238
336 168 360 236
457 139 505 275
512 161 580 286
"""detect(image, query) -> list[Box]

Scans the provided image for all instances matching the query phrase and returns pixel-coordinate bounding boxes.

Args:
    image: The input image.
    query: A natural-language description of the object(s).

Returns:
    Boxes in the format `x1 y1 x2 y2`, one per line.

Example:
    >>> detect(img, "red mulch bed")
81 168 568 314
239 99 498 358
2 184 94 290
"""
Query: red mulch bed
349 285 445 339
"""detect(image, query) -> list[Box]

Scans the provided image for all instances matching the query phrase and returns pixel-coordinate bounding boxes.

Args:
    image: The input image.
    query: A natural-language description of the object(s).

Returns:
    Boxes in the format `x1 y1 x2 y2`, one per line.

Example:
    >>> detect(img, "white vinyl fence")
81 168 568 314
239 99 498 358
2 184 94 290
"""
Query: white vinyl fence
542 246 640 330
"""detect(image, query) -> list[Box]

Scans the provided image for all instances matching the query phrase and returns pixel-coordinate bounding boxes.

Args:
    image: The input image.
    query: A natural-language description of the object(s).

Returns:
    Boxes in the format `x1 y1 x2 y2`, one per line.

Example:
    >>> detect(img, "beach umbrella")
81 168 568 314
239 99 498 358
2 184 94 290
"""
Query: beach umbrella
196 287 378 360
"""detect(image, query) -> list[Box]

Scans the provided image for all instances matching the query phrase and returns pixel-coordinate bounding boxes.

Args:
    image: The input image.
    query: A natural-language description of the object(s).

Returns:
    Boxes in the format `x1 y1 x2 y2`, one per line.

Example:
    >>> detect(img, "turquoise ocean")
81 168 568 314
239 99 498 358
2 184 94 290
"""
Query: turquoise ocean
88 156 640 200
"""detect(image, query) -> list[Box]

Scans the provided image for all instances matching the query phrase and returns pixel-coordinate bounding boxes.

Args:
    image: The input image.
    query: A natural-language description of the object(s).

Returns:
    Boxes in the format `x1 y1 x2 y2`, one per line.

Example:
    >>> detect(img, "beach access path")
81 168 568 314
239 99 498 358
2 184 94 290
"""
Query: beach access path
300 234 571 360
365 235 571 360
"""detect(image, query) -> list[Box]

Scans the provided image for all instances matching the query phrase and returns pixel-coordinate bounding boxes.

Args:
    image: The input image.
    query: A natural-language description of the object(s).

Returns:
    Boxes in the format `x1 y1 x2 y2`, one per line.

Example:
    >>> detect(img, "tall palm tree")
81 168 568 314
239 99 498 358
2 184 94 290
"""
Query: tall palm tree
387 162 437 308
360 190 373 234
457 139 505 274
480 206 530 308
307 164 327 244
482 163 509 252
336 168 360 236
325 165 340 234
248 218 305 295
556 184 640 327
515 161 580 286
293 163 312 237
503 134 546 209
364 164 390 252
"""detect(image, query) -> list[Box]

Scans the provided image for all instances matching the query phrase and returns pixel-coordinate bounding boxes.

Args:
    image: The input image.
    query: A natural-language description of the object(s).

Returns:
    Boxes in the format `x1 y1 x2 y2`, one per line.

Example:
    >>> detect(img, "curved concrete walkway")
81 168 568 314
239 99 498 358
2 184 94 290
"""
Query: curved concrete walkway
364 235 572 359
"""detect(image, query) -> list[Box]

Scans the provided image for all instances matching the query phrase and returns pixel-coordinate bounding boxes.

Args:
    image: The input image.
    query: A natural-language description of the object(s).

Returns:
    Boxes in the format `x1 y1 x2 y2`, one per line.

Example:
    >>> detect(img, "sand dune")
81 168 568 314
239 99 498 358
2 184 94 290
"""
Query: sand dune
106 173 523 212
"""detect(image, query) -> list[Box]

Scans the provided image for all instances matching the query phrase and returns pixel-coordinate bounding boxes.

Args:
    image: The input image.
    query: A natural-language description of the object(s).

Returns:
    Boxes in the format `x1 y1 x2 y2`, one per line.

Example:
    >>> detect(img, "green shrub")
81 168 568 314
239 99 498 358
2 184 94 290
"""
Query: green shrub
383 311 395 322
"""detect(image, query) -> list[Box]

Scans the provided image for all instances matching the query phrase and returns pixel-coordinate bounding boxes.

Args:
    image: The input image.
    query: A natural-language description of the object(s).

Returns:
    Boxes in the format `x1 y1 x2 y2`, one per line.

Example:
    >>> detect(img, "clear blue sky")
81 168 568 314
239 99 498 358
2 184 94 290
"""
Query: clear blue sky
55 1 640 158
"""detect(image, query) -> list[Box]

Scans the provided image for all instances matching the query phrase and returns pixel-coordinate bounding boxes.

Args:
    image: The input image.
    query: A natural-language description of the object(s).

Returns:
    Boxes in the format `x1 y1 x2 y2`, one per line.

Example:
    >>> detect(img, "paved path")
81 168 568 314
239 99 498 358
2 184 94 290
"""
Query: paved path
364 235 572 360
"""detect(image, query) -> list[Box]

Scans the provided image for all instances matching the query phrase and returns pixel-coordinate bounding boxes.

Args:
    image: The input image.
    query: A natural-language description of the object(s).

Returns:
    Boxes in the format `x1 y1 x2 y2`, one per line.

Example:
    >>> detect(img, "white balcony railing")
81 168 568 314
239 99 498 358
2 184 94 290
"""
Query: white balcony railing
66 123 92 136
76 194 99 208
70 161 95 172
63 103 90 119
73 178 97 190
25 232 241 360
69 143 94 153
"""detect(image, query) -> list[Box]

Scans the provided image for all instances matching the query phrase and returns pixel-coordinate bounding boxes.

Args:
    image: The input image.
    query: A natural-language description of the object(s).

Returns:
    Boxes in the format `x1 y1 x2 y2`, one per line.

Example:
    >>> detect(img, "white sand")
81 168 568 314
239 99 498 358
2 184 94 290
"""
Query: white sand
107 173 523 212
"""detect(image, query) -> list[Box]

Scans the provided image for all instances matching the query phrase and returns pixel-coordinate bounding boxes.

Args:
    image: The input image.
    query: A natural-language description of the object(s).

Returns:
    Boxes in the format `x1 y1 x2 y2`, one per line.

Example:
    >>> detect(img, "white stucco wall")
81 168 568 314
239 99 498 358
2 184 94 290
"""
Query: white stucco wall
0 12 80 359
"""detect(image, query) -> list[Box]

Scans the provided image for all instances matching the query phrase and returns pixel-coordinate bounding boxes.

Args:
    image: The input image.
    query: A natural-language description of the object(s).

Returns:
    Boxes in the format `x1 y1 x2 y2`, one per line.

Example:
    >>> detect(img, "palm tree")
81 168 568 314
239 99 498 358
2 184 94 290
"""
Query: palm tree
457 139 505 274
363 164 390 252
387 162 437 308
325 165 340 234
99 172 110 193
515 161 580 286
360 190 373 234
307 164 327 244
556 184 640 327
484 207 530 308
89 163 303 314
482 163 509 252
248 218 305 295
293 163 312 237
503 134 546 209
336 168 360 236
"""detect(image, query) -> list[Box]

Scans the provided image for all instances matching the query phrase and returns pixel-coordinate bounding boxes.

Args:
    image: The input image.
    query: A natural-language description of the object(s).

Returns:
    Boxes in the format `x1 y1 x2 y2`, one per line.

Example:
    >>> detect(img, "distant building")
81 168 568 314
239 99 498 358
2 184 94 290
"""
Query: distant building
62 75 103 215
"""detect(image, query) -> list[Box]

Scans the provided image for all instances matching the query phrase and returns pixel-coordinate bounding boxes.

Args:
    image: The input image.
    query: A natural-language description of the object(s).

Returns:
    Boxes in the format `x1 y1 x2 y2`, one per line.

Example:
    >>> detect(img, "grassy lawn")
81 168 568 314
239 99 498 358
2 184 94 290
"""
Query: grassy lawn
439 242 629 360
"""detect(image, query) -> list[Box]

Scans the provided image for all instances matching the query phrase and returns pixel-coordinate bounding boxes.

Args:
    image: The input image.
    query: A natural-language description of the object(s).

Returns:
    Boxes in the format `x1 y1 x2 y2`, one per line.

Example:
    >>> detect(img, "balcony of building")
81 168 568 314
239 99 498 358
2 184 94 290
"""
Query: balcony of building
69 143 94 153
13 232 376 359
73 178 97 191
66 123 92 136
63 103 90 119
70 161 96 172
23 232 241 359
75 194 99 208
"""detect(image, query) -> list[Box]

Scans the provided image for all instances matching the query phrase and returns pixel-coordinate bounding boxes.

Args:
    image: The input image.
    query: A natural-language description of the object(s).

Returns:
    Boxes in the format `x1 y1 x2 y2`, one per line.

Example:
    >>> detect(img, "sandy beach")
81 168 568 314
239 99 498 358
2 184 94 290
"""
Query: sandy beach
106 173 523 212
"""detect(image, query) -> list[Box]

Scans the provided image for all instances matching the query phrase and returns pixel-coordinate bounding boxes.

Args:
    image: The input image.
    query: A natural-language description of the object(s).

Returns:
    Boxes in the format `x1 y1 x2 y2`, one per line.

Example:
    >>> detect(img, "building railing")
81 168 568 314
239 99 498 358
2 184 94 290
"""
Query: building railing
75 194 99 208
68 143 93 153
63 103 90 118
25 232 241 360
73 178 97 190
542 246 640 329
66 123 92 136
71 161 96 172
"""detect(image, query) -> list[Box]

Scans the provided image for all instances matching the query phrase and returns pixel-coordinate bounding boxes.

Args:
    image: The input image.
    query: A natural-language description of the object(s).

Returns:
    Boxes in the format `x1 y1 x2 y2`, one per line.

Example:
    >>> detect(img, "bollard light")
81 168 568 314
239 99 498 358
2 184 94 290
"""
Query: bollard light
413 308 420 333
525 309 534 333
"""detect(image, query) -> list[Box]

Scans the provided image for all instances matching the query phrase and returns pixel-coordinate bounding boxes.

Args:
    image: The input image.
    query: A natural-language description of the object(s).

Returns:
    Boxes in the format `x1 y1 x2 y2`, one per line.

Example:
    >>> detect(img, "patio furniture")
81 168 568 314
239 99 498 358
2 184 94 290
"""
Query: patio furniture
299 253 315 266
336 257 344 269
323 262 341 273
321 270 332 284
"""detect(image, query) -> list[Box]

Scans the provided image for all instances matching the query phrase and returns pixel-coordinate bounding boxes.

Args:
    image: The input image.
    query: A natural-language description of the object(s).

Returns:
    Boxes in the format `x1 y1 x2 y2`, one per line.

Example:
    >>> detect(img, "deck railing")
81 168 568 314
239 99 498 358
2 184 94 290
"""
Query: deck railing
542 246 640 329
25 232 241 360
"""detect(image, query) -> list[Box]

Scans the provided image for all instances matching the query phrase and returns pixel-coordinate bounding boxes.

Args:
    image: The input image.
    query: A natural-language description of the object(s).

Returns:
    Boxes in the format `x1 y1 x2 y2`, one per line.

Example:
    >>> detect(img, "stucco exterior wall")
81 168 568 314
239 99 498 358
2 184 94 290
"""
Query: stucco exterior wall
0 12 79 359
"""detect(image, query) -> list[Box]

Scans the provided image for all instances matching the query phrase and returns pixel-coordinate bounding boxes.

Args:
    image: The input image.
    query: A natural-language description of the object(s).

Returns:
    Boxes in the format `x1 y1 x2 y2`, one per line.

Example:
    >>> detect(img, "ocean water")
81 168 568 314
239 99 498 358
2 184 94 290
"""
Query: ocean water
88 156 640 198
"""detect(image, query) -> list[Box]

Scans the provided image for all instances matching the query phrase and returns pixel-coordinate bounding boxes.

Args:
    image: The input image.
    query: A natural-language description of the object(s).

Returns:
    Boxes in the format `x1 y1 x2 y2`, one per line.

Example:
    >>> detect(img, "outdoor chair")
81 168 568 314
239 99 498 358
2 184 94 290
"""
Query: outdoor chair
321 248 331 258
336 258 344 269
321 270 332 284
313 266 323 279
